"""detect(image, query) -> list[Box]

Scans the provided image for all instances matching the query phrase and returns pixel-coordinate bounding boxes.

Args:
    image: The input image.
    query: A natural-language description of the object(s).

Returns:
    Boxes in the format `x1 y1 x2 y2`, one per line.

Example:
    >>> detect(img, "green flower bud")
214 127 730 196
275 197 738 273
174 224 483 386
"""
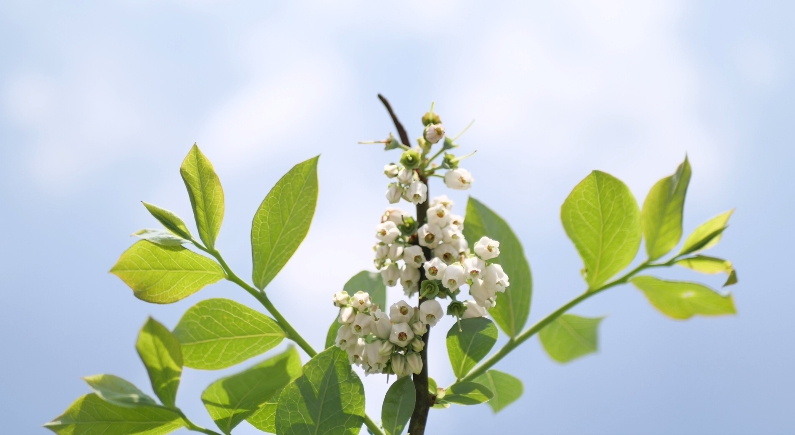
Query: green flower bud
447 300 466 318
442 136 458 150
442 153 458 169
397 216 418 236
385 134 403 151
400 149 422 169
420 280 440 299
422 112 441 126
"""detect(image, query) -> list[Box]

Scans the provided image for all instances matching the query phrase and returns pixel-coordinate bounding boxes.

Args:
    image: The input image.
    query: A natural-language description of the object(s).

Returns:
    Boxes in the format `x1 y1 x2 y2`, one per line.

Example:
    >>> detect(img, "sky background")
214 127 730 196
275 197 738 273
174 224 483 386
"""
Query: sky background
1 1 793 434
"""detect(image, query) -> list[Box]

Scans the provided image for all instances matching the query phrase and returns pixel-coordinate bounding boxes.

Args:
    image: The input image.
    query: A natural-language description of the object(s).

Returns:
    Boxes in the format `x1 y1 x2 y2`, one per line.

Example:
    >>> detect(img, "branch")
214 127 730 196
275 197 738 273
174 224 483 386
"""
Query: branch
378 93 411 146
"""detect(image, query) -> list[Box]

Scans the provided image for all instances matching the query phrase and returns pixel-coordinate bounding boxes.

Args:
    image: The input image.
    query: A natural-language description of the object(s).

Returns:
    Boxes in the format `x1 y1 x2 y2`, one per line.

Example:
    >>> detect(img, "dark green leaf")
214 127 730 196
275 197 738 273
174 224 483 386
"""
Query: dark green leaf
539 314 603 363
180 144 225 249
632 276 737 320
344 271 387 311
83 374 157 408
135 317 183 407
443 382 493 405
446 317 498 379
326 320 342 349
473 370 523 413
44 394 183 435
382 376 415 435
642 157 691 260
142 202 193 241
680 210 734 255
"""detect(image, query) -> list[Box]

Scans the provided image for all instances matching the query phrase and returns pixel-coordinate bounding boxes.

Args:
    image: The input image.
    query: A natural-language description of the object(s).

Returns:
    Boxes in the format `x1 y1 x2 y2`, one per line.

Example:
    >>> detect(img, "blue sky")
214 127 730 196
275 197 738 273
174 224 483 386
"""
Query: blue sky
1 1 793 434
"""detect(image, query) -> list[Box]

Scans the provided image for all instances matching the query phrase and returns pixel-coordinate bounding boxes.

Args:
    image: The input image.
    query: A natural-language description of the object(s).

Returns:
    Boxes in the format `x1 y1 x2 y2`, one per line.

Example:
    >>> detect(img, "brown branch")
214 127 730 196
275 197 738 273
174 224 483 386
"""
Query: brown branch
378 93 411 146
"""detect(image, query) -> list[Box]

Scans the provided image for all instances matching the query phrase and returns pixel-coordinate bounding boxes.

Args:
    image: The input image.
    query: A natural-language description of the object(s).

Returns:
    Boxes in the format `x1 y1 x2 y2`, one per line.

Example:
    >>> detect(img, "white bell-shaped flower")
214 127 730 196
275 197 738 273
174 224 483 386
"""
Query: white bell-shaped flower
423 257 447 280
427 204 452 228
400 265 420 290
365 340 390 365
381 263 400 287
407 352 423 374
444 168 474 190
474 236 500 260
442 264 466 291
388 244 404 262
335 324 356 349
434 243 460 264
397 167 415 184
390 300 413 323
375 244 389 261
346 337 366 365
424 123 445 144
352 291 372 310
403 245 425 268
449 214 464 229
418 223 442 248
463 257 485 279
383 208 408 226
483 263 510 293
391 354 409 377
430 195 454 210
376 221 401 244
419 300 444 326
442 226 463 245
389 322 415 347
371 309 392 340
470 278 497 308
352 312 373 336
332 291 350 307
411 320 428 336
385 183 403 204
338 306 355 324
384 164 400 178
461 300 488 319
408 181 427 205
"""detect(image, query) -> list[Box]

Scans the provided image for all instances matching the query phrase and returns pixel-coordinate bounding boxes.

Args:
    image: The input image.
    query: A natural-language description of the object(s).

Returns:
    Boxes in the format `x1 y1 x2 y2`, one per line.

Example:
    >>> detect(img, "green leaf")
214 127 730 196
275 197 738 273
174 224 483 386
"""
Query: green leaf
446 317 498 379
110 240 224 304
443 382 494 405
136 317 183 407
473 370 523 413
180 144 225 249
246 400 279 434
680 210 734 255
428 377 438 394
561 171 642 289
142 202 193 241
275 347 365 435
326 320 342 349
642 157 692 260
463 197 533 337
83 374 158 408
344 270 387 311
251 156 319 290
382 376 415 435
631 276 737 320
676 255 738 287
202 347 302 434
44 394 183 435
539 314 603 363
132 229 190 246
173 298 286 370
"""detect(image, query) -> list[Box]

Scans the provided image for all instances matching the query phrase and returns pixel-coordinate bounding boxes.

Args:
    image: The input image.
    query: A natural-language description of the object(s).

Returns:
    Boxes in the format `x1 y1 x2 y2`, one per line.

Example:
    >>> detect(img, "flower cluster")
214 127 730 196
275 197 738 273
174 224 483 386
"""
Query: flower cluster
333 290 444 377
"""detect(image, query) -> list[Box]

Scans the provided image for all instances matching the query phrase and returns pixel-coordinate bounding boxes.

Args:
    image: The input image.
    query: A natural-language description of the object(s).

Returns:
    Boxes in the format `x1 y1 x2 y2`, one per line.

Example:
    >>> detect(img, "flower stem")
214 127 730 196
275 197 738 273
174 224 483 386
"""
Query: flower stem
171 408 223 435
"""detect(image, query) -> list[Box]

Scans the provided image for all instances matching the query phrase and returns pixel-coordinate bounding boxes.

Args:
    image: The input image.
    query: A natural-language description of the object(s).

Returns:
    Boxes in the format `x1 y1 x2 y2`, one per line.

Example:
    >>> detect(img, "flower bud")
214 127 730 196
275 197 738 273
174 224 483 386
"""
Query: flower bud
400 149 422 170
390 322 415 347
419 300 444 326
388 243 404 262
352 312 373 336
446 300 466 318
384 133 403 150
381 263 400 287
423 257 447 280
483 263 510 293
442 152 458 169
338 306 355 324
423 123 446 144
385 183 403 204
400 265 420 289
391 354 409 377
375 243 389 261
474 236 500 260
407 181 427 205
444 168 474 190
418 223 442 248
379 340 394 356
411 321 427 336
397 216 418 236
332 291 350 307
376 221 400 244
463 256 485 279
433 243 459 264
442 135 458 150
461 300 488 319
422 111 441 126
403 245 425 268
470 278 496 308
384 164 400 178
397 167 415 184
390 300 413 323
419 279 440 299
410 337 425 352
442 264 466 291
407 352 423 374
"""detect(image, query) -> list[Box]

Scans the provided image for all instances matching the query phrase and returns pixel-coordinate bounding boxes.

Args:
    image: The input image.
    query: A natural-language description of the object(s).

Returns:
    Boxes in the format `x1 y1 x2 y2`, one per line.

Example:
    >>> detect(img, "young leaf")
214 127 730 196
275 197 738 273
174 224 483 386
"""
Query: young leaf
326 320 342 349
344 270 387 311
463 197 533 337
642 157 692 260
680 210 734 255
173 298 286 370
275 347 365 435
44 394 183 435
428 377 438 394
132 229 190 246
381 376 415 435
251 156 319 290
110 240 224 304
631 276 737 320
136 317 183 407
473 370 523 413
561 171 642 289
202 347 302 434
443 382 494 405
539 314 603 363
83 374 158 408
142 202 193 241
180 144 225 249
446 317 498 379
676 255 738 287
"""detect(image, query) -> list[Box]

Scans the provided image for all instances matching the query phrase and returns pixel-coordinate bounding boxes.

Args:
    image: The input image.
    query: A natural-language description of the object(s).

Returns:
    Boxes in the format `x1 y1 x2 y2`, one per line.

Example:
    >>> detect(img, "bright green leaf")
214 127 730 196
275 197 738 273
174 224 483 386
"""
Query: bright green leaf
631 276 737 320
44 394 183 435
443 382 493 406
680 210 734 255
539 314 603 363
202 347 302 434
473 370 523 413
561 171 642 289
246 400 279 434
83 374 157 408
382 376 415 435
428 377 438 394
136 317 183 407
173 298 286 370
326 320 342 349
142 202 193 241
110 240 224 304
463 197 533 337
344 270 387 311
180 144 224 249
642 157 691 260
446 318 498 379
676 255 738 287
132 229 190 246
252 156 319 290
275 347 365 435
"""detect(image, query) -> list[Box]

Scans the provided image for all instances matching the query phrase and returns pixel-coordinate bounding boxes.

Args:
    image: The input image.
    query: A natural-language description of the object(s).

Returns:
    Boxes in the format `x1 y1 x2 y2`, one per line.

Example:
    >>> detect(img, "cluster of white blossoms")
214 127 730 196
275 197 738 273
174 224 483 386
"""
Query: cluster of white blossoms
332 290 444 377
